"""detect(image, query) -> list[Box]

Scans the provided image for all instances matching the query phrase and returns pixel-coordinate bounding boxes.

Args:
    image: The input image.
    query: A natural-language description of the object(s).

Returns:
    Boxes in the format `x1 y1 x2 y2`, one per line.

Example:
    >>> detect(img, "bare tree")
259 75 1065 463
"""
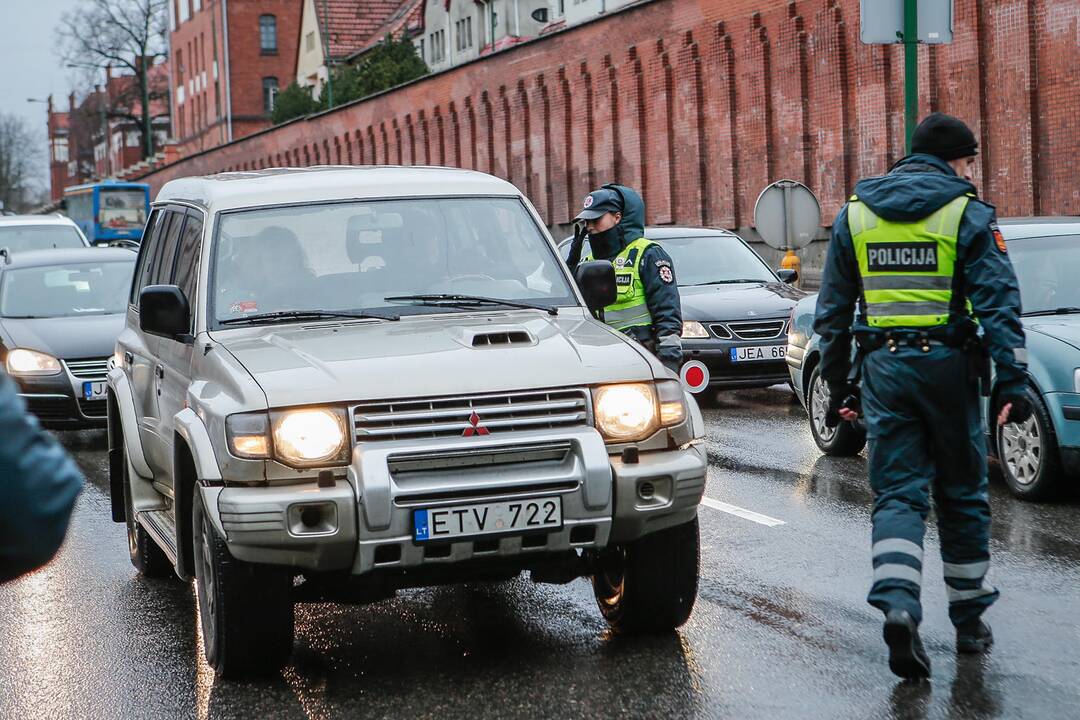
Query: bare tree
57 0 170 161
0 113 41 213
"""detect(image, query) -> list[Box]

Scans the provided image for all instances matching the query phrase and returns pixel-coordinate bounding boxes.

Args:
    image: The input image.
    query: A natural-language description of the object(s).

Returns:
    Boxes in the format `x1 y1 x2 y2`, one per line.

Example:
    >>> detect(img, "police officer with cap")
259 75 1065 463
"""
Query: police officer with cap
567 184 683 372
814 113 1029 680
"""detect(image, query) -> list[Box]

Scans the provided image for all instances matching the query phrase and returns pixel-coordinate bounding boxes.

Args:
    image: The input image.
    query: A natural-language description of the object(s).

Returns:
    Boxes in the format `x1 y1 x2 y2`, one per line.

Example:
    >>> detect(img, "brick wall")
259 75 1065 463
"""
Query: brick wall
141 0 1080 229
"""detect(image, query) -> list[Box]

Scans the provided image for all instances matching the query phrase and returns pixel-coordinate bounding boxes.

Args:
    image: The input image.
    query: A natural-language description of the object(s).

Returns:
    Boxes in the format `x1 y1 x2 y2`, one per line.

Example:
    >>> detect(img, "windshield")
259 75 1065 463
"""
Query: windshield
569 234 774 285
0 224 86 251
0 260 135 318
100 189 147 230
1007 234 1080 315
211 197 576 325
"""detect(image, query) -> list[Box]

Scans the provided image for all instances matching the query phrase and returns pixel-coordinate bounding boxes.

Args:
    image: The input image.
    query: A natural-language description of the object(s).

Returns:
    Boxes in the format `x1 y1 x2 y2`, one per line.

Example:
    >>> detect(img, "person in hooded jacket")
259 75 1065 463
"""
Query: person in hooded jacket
814 113 1030 680
566 184 683 372
0 370 84 583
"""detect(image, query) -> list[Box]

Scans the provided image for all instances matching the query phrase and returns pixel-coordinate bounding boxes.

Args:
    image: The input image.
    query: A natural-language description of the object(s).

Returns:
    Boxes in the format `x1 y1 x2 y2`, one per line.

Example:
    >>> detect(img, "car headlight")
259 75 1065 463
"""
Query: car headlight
272 408 349 467
1074 368 1080 394
593 383 658 442
5 348 62 376
656 380 687 427
681 321 710 339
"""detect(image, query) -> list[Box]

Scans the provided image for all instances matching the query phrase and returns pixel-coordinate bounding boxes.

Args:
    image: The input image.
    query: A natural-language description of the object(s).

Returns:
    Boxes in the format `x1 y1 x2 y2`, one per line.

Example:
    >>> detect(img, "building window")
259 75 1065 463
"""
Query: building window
306 31 315 53
51 137 69 163
430 29 447 63
263 77 279 114
260 15 278 55
456 17 474 52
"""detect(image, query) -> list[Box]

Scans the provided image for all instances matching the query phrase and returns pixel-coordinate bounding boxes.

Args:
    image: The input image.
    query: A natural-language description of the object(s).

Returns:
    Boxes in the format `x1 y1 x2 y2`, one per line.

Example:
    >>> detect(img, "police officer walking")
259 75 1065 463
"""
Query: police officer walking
566 184 683 372
814 113 1030 680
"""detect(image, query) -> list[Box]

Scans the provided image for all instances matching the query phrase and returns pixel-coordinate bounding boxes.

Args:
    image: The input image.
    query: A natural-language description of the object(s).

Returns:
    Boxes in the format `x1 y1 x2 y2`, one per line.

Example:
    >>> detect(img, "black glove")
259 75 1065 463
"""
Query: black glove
999 392 1034 424
825 383 861 428
566 222 587 269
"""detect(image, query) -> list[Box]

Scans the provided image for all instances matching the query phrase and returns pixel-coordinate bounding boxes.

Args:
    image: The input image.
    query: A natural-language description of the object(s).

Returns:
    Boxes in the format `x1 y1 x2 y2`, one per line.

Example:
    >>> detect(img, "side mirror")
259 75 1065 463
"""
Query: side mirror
140 285 192 341
574 260 618 315
777 268 798 284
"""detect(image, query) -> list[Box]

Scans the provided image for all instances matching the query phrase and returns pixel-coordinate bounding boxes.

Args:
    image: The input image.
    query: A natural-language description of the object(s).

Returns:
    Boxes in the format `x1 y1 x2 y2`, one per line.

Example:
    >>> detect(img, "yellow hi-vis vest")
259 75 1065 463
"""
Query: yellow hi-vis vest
849 193 974 328
586 237 656 331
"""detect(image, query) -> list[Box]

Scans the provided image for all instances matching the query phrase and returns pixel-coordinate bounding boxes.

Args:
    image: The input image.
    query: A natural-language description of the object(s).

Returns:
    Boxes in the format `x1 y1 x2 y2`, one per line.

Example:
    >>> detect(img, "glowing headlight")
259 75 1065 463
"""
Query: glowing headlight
593 383 659 442
272 408 348 466
681 321 710 339
5 348 61 376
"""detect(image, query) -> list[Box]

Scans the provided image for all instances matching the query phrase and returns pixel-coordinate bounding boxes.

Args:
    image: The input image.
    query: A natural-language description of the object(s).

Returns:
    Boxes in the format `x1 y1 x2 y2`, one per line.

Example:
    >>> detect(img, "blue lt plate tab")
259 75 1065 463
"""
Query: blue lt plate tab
413 509 429 541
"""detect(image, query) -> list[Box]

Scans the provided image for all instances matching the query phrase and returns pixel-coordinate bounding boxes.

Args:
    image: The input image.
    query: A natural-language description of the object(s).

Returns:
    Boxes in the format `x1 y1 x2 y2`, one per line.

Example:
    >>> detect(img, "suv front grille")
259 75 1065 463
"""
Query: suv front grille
64 357 110 380
725 320 786 341
352 389 590 442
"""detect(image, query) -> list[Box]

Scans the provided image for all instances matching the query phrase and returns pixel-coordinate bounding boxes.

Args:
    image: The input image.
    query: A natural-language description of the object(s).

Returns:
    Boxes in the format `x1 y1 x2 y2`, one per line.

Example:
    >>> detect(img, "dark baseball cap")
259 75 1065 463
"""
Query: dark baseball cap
574 188 623 221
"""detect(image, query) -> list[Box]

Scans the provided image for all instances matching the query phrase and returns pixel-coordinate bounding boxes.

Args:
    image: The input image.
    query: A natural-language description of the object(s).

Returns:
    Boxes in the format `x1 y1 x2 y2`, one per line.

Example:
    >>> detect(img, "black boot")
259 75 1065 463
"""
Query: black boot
956 619 993 654
883 609 932 680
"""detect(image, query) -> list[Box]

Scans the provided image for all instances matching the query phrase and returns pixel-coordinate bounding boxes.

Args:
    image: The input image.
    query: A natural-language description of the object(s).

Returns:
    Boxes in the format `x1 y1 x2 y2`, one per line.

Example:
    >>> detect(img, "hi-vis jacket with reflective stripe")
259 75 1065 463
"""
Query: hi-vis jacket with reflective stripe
586 237 655 331
849 193 974 328
813 153 1027 395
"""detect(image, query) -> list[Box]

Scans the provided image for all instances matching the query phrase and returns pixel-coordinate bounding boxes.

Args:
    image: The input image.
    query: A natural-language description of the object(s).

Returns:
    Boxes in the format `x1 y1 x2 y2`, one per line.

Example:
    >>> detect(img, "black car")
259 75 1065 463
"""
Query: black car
560 227 806 390
0 248 136 428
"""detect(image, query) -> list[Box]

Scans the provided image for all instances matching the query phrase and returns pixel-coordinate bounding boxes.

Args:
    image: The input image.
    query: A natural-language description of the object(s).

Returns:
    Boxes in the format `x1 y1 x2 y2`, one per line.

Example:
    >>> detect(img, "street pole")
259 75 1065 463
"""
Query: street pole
320 0 334 109
903 0 918 153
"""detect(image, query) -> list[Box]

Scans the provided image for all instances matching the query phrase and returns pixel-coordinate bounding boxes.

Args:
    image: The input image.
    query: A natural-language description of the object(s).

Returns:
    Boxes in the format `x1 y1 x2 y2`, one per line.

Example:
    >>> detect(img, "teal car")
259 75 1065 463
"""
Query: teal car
787 218 1080 500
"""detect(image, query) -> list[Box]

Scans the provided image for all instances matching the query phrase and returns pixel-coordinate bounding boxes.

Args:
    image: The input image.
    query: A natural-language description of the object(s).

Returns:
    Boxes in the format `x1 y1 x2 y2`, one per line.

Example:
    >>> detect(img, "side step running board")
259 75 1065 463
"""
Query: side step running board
138 510 179 565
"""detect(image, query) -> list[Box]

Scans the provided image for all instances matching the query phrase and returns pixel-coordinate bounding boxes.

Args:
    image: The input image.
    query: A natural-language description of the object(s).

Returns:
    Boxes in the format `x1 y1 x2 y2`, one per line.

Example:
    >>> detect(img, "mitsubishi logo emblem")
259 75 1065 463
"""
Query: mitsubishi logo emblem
463 411 490 437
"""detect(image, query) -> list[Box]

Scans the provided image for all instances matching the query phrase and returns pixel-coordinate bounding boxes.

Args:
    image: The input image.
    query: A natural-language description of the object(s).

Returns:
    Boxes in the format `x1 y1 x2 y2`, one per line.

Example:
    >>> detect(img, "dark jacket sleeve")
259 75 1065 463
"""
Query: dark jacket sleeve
959 201 1027 394
814 205 860 387
639 244 683 364
0 371 84 583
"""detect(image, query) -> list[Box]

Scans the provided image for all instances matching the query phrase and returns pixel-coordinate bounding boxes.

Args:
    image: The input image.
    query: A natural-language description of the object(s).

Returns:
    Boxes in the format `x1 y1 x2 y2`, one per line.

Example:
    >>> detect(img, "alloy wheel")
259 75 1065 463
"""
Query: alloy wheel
811 375 837 444
1000 416 1042 486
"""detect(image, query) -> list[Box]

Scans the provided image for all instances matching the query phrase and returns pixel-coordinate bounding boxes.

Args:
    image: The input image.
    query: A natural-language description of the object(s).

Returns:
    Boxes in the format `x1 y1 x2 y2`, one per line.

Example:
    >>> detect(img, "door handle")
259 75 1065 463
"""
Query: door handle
155 365 165 379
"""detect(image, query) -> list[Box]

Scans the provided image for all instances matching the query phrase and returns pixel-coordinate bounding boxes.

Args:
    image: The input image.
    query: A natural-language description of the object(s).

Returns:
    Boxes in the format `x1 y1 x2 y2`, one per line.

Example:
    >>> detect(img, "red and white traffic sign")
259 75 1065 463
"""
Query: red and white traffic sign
680 360 710 394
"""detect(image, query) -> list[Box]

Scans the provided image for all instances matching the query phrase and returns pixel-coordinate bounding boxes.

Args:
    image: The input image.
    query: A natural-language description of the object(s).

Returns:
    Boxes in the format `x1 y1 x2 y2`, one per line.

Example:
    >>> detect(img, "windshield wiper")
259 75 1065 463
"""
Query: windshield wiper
685 279 767 287
1023 307 1080 317
218 309 399 326
384 294 558 316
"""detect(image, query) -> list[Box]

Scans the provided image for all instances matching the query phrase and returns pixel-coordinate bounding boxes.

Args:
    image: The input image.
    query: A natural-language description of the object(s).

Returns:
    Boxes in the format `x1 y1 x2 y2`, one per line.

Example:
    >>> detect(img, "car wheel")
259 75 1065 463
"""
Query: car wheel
192 487 294 677
592 518 699 633
807 364 867 456
123 446 173 578
996 386 1062 500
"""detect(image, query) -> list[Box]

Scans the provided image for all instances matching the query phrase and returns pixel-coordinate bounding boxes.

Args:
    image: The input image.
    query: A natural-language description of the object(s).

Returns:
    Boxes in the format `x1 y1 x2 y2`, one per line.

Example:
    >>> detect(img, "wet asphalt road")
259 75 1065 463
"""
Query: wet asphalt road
2 387 1079 719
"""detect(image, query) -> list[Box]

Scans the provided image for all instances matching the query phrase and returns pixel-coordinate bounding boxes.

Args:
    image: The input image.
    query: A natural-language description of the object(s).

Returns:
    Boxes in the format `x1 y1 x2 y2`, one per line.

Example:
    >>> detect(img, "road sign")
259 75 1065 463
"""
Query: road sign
681 361 710 394
860 0 954 44
753 180 821 252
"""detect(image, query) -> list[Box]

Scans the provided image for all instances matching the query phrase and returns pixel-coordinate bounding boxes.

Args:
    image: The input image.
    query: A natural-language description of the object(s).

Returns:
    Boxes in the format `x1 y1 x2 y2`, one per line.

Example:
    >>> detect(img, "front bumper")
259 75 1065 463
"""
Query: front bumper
13 369 108 429
204 427 707 574
683 339 790 388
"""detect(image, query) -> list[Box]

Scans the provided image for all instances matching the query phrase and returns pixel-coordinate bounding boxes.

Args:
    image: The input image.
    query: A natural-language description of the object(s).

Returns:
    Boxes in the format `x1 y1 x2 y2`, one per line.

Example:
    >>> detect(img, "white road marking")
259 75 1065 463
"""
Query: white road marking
701 497 786 527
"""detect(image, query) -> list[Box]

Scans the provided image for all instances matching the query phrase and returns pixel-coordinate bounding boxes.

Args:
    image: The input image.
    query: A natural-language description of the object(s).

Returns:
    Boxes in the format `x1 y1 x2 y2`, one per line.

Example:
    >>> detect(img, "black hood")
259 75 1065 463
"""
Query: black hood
679 281 804 321
852 154 977 222
588 184 647 259
0 314 124 360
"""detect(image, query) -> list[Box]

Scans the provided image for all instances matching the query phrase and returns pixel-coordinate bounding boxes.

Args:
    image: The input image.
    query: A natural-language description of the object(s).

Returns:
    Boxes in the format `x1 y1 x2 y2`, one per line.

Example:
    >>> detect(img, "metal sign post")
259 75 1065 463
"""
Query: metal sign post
904 0 918 153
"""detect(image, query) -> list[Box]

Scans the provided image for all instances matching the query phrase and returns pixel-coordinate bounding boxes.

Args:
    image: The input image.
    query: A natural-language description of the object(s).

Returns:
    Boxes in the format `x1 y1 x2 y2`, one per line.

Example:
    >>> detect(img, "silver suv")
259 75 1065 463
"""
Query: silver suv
107 167 707 677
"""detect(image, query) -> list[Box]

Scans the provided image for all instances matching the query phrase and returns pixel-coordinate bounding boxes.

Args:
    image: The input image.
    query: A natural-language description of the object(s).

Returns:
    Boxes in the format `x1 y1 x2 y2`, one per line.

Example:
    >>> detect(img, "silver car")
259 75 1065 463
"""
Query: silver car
108 166 708 677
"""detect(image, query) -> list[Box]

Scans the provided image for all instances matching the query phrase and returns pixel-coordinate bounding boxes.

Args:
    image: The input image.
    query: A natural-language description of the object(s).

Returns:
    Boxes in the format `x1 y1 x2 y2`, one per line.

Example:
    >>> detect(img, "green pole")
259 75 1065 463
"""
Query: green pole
320 0 334 109
903 0 918 153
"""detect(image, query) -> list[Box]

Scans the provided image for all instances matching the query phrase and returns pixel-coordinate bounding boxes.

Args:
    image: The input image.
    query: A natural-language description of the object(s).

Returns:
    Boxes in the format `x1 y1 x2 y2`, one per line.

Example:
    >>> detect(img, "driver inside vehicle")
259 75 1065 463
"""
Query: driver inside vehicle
217 226 315 316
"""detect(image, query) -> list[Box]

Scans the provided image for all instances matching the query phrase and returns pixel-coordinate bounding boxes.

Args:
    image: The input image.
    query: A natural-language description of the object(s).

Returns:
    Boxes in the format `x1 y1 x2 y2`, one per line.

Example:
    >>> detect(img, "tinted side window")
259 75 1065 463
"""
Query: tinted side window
131 208 164 305
173 213 203 322
150 210 186 285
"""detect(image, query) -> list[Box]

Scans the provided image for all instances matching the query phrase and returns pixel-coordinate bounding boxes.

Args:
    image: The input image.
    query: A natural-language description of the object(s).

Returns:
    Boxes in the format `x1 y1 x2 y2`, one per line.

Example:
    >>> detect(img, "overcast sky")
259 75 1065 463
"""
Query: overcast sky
1 0 87 188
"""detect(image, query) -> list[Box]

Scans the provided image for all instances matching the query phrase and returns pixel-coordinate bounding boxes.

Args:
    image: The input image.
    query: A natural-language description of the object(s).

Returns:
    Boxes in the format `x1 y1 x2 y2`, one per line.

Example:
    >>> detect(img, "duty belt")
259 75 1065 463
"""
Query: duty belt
854 327 978 354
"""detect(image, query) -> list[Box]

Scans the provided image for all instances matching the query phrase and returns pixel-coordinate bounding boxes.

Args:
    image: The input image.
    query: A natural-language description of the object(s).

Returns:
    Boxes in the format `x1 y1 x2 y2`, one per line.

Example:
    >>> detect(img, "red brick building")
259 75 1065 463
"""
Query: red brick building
142 0 1080 228
169 0 302 156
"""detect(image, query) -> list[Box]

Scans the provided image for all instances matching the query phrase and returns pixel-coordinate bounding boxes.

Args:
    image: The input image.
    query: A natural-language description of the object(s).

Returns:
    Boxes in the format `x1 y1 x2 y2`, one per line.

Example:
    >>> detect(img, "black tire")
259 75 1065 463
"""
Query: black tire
192 488 294 677
592 517 699 633
123 447 173 578
807 364 866 456
996 386 1062 501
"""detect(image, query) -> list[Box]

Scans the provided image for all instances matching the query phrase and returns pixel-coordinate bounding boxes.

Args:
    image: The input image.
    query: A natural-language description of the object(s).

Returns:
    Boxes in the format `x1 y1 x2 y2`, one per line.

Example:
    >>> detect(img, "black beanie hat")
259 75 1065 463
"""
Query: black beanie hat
911 112 979 161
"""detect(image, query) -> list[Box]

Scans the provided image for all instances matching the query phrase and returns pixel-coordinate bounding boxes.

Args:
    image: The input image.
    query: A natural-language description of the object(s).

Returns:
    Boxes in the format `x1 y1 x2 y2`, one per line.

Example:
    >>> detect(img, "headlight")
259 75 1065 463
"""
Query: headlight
272 408 348 467
681 321 710 339
5 348 62 376
1074 368 1080 394
593 383 659 442
657 380 687 427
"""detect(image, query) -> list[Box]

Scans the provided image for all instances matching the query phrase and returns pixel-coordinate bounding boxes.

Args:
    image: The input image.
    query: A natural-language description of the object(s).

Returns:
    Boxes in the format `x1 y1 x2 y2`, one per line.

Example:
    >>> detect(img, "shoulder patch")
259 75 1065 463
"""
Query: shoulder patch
990 222 1007 253
659 266 674 284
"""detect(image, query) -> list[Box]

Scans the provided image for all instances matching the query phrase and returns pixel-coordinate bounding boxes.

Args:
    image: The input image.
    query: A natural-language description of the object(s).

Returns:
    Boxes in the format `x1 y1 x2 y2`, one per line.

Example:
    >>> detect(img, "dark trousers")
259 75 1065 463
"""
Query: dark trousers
862 344 998 626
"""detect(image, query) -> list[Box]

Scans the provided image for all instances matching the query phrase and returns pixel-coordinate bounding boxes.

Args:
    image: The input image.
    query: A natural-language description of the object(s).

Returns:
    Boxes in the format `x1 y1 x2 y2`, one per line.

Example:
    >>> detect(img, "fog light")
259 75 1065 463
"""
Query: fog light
287 502 338 536
638 481 656 500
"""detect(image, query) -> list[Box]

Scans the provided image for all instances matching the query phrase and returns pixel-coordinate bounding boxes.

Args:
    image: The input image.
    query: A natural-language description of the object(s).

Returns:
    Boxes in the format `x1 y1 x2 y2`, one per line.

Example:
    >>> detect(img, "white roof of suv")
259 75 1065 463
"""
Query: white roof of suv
156 166 523 212
0 214 82 228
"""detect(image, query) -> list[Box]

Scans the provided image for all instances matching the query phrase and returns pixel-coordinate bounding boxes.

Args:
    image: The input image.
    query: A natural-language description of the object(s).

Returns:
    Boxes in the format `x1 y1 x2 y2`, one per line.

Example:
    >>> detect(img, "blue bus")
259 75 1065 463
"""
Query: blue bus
63 181 150 246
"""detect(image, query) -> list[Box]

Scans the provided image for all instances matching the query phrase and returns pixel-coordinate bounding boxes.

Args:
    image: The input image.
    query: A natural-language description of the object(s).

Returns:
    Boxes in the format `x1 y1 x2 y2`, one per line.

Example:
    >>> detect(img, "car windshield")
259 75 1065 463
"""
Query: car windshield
0 224 85 251
211 197 576 325
1007 234 1080 315
99 189 147 230
568 234 774 285
0 259 135 318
